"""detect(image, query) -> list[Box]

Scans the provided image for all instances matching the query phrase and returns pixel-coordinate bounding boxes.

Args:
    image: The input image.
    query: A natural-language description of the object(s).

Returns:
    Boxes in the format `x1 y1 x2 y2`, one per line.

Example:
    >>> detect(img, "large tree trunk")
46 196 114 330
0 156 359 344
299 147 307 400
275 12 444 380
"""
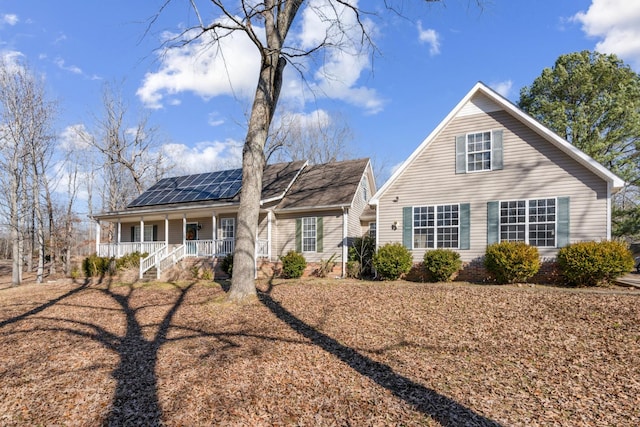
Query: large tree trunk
228 53 286 302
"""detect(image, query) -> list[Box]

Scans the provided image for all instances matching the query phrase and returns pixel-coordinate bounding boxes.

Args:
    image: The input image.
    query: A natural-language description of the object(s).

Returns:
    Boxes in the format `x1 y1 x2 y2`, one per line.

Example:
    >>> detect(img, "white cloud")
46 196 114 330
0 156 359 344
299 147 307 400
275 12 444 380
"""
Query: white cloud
54 57 82 74
2 14 18 26
137 24 260 109
573 0 640 69
59 124 91 151
138 2 384 114
295 0 384 113
417 21 440 56
1 50 25 71
207 112 224 127
161 140 242 174
489 80 513 98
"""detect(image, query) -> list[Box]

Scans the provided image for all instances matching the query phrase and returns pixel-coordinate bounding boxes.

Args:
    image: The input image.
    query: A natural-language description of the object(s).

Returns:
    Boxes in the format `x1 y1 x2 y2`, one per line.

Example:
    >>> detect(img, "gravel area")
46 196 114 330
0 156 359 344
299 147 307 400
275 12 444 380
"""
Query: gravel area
0 277 638 426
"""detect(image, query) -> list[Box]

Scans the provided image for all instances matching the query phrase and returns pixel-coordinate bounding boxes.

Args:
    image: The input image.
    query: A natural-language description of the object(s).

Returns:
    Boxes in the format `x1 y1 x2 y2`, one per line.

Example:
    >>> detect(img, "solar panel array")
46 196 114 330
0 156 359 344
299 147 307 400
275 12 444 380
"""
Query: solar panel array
128 168 243 208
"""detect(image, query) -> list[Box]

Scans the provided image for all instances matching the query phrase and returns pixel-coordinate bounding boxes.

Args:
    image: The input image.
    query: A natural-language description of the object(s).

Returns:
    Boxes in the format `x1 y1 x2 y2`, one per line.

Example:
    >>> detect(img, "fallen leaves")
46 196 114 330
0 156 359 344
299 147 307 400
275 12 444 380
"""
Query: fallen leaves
0 279 638 426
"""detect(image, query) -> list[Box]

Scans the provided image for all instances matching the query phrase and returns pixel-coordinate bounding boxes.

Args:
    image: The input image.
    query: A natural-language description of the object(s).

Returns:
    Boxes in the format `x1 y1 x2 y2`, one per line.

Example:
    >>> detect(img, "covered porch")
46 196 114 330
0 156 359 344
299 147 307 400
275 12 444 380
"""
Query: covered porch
94 205 273 260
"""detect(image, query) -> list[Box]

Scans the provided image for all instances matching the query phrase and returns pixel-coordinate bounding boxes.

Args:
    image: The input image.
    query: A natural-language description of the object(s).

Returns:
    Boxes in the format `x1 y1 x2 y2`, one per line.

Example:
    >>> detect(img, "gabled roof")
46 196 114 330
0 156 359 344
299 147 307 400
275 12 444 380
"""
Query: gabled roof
370 81 625 204
276 158 371 211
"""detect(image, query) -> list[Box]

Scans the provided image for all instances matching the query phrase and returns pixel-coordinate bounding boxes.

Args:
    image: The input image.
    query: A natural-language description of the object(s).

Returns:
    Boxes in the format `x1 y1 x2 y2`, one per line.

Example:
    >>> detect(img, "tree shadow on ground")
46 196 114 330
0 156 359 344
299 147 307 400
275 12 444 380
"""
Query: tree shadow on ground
258 287 502 427
0 280 89 329
1 277 195 426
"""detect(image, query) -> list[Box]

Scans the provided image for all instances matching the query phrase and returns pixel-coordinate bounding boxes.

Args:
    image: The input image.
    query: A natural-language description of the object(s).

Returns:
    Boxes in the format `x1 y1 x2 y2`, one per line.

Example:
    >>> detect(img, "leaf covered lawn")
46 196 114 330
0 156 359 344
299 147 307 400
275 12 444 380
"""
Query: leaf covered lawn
0 278 638 426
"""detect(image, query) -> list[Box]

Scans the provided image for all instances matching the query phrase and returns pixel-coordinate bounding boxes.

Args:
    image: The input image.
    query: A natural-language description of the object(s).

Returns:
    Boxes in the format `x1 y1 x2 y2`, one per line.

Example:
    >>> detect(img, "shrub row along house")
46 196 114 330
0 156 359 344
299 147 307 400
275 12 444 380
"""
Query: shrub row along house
93 158 376 279
371 82 624 279
93 82 624 280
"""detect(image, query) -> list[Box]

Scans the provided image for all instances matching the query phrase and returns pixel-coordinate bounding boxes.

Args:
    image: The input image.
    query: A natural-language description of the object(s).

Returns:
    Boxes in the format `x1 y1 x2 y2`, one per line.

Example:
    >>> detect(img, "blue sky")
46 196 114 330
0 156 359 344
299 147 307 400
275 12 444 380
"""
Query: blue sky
2 0 640 197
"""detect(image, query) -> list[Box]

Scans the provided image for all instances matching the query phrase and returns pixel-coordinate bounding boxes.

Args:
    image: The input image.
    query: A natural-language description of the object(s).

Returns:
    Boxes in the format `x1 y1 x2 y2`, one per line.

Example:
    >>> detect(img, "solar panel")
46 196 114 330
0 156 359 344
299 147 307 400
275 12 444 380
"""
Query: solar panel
127 168 243 208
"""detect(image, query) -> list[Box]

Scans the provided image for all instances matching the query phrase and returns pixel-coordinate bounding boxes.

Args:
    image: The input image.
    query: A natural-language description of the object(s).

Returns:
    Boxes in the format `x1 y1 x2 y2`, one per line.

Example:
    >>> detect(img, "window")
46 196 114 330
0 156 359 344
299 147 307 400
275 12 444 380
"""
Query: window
499 198 556 247
456 129 503 174
220 218 235 240
413 204 459 249
302 217 317 252
369 222 376 239
133 225 154 242
466 131 492 172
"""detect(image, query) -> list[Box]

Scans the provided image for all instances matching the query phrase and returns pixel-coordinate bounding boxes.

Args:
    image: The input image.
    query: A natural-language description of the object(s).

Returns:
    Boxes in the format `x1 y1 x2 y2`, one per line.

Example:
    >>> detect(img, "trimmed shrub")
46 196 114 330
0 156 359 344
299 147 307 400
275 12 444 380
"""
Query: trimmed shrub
348 236 375 278
82 254 112 277
484 241 540 284
423 249 462 282
220 253 234 277
372 243 413 280
557 240 634 287
280 250 307 279
115 251 146 270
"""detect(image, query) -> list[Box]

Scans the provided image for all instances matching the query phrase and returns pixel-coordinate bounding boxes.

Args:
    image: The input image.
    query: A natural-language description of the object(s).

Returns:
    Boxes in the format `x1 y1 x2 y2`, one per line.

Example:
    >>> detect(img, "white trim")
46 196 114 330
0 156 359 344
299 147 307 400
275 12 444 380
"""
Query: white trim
342 208 348 278
260 160 309 205
370 82 625 205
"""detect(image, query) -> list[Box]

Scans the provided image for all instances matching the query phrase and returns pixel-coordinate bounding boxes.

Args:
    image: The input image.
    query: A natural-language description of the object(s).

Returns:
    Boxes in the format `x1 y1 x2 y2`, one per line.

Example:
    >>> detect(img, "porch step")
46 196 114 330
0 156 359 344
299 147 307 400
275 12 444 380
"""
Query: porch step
142 267 158 281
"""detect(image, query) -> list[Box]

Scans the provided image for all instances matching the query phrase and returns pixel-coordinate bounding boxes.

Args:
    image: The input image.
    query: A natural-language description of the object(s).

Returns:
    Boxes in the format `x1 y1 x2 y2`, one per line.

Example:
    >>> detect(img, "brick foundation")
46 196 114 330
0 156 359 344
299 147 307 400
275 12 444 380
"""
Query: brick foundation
406 257 562 284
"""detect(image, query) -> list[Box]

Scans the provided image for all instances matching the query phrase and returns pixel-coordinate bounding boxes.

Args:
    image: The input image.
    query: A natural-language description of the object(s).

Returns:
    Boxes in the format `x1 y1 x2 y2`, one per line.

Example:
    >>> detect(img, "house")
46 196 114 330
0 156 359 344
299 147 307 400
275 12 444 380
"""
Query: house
92 158 376 278
369 82 625 278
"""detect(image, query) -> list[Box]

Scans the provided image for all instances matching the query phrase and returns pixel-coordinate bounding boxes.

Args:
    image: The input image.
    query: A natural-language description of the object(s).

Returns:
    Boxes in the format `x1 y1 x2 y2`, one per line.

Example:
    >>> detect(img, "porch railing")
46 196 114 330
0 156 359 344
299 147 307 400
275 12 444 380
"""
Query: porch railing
100 238 270 264
98 242 166 258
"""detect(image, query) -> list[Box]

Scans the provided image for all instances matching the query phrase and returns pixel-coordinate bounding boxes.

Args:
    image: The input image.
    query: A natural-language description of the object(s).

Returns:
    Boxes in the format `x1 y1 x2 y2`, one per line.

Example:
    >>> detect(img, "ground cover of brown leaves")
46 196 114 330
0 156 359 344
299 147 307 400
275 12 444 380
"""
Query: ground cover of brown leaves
0 277 638 426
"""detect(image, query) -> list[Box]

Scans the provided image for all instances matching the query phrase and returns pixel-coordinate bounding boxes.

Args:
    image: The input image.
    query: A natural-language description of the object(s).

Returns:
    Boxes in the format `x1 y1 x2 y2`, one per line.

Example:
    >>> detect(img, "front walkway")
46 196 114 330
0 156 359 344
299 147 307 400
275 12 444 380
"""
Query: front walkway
615 272 640 289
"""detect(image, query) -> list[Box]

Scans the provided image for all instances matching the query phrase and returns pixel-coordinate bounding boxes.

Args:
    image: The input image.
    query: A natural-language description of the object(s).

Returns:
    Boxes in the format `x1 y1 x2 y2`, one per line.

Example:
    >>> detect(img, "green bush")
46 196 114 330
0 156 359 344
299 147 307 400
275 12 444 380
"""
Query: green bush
220 253 234 277
115 251 146 270
82 254 112 277
280 250 307 279
423 249 462 282
557 240 634 287
348 236 375 278
372 243 413 280
484 241 540 284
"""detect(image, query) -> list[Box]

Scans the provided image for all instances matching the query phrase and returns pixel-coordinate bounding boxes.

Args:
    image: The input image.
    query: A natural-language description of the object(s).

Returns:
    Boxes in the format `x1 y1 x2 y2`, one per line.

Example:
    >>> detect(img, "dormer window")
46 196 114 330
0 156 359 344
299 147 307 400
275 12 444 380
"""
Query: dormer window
456 129 503 173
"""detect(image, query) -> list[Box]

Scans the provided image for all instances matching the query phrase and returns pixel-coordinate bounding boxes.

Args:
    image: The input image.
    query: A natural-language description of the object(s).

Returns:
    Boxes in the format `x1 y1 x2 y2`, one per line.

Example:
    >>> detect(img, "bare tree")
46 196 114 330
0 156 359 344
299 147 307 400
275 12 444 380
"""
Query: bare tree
0 58 56 285
154 0 473 301
266 109 353 164
84 82 168 241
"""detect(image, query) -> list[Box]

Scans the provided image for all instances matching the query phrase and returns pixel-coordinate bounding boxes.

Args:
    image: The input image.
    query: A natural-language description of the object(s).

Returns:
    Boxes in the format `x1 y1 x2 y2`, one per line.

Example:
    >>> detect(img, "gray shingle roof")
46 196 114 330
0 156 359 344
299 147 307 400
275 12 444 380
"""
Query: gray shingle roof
276 158 370 210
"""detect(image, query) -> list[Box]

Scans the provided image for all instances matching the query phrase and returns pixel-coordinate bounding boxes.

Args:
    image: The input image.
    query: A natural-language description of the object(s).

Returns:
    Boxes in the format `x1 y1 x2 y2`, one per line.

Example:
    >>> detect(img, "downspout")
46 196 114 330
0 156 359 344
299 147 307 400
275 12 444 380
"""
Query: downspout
342 207 348 278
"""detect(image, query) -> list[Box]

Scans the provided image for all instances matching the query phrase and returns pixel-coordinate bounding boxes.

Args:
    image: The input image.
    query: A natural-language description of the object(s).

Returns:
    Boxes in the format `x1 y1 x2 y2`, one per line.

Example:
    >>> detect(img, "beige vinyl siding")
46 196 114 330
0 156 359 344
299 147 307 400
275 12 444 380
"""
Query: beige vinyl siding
274 211 344 263
378 105 608 262
348 174 370 237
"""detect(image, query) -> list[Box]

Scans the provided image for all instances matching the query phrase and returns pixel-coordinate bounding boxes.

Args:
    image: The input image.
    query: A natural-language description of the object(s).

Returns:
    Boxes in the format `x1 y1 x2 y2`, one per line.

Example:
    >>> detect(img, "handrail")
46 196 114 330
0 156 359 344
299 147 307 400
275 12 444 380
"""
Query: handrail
139 245 168 279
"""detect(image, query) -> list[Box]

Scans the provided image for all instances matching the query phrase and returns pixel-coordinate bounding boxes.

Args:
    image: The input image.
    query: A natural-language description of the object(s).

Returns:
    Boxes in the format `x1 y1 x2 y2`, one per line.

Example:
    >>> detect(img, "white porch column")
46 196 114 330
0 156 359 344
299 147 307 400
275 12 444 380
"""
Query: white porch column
164 215 169 247
212 212 217 240
117 220 122 257
342 207 349 278
182 214 187 245
95 220 101 254
267 210 273 261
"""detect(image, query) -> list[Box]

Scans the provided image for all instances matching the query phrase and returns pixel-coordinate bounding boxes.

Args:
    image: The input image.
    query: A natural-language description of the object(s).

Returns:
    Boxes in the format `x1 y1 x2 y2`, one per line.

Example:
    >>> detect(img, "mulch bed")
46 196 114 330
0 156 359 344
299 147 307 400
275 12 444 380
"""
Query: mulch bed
0 277 638 426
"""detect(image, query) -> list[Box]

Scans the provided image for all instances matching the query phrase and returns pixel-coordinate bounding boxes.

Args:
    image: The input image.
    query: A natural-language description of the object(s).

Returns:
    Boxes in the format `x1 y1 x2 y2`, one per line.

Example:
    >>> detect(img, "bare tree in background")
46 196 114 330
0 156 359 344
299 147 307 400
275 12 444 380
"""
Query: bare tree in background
84 82 169 241
0 57 57 285
266 109 353 164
